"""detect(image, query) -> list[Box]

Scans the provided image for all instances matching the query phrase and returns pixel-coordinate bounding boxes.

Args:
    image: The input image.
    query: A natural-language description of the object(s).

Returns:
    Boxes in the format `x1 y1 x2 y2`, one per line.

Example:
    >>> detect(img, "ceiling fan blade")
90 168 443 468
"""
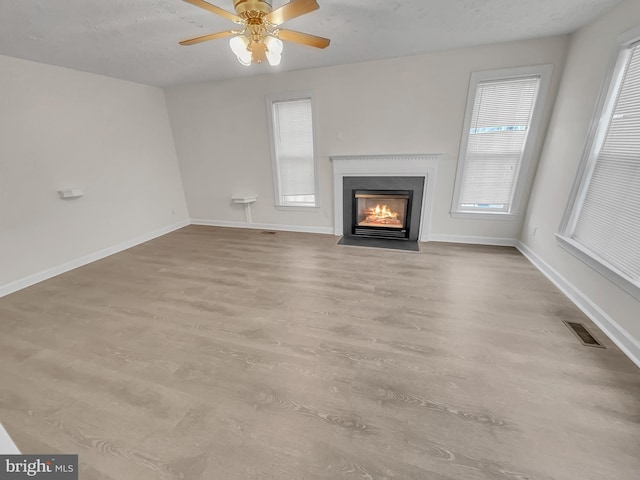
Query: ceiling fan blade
179 30 237 46
265 0 319 26
182 0 243 24
277 29 330 49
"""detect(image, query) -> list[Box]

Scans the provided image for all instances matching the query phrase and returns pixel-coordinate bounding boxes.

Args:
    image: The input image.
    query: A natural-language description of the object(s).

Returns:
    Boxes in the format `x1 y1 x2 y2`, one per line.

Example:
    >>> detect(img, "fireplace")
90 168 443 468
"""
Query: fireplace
331 154 440 247
352 190 412 239
340 176 425 250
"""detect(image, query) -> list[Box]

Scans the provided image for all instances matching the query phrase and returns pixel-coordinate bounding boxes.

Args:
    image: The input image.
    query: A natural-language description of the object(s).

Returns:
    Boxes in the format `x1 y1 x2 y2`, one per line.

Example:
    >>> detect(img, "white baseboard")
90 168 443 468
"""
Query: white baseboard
428 234 518 247
517 241 640 368
191 219 335 235
0 220 190 299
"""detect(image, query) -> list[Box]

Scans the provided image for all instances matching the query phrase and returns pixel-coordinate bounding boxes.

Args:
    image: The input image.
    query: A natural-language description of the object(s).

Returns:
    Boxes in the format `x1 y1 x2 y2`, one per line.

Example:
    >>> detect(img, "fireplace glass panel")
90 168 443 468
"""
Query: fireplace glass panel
355 193 409 229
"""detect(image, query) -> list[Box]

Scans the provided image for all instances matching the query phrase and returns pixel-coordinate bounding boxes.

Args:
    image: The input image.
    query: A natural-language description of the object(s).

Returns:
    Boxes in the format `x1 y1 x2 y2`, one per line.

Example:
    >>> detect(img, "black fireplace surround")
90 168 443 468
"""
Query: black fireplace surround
340 176 425 250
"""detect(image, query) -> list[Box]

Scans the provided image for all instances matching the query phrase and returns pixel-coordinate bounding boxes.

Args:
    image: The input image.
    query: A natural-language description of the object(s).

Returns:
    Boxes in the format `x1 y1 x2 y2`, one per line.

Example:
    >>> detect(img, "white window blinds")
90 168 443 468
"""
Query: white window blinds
271 98 316 204
458 76 541 211
571 43 640 283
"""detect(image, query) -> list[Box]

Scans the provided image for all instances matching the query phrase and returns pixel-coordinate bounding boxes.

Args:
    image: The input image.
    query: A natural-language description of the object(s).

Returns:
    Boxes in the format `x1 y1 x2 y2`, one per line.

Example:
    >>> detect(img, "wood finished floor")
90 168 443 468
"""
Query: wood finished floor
1 225 639 479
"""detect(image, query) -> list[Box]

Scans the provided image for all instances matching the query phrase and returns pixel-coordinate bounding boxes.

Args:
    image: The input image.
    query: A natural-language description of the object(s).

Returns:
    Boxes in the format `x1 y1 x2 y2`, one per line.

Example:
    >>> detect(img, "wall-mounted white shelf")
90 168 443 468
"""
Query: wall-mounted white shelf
231 194 258 223
231 195 258 204
58 187 83 199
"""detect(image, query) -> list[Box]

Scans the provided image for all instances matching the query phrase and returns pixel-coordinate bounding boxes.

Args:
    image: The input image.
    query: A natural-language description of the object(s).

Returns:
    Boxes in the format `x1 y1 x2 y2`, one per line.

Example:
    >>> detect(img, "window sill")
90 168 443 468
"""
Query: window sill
556 234 640 302
275 204 320 212
450 211 520 221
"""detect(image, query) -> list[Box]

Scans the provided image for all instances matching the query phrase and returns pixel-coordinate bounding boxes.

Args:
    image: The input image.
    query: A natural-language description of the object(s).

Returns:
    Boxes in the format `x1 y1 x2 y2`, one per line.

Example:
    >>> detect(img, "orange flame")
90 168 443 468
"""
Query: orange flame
363 204 402 226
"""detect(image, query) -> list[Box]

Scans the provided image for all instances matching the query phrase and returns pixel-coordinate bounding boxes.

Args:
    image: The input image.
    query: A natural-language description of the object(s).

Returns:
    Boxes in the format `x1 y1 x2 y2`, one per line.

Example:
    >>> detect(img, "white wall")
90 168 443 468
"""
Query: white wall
521 0 640 364
164 36 569 241
0 54 189 294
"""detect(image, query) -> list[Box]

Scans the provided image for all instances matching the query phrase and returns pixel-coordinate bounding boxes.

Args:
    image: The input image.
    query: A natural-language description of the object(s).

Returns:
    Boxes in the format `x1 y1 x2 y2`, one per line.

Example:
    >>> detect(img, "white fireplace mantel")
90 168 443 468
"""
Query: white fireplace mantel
330 154 441 242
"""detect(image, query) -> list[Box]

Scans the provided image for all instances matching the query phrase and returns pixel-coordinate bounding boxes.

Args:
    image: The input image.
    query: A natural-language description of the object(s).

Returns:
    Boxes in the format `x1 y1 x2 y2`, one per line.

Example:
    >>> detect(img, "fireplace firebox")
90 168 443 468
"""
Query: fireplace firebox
339 176 425 251
352 190 412 239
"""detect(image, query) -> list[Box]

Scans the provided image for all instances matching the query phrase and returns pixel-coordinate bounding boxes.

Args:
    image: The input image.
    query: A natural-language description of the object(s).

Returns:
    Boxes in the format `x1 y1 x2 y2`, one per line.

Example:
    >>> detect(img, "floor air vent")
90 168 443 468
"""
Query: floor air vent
261 231 277 235
563 321 605 348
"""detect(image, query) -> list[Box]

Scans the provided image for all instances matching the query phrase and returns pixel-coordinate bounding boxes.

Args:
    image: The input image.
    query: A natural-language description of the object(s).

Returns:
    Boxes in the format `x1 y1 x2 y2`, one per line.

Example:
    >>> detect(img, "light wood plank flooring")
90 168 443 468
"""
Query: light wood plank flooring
1 225 639 479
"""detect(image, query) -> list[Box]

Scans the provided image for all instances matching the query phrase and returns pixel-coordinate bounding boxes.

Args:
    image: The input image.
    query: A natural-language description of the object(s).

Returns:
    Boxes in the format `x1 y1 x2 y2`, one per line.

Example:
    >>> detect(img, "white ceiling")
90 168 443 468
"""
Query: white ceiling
0 0 624 87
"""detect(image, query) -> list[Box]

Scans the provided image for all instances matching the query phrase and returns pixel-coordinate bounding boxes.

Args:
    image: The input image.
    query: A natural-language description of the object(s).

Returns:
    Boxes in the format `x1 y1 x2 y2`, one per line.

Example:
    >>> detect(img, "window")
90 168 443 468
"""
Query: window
558 34 640 299
267 93 318 207
452 65 553 218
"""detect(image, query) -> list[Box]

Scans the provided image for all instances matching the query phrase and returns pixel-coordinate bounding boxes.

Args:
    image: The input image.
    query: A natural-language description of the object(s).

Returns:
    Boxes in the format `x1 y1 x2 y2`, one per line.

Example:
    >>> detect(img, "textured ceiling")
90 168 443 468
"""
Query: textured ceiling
0 0 624 87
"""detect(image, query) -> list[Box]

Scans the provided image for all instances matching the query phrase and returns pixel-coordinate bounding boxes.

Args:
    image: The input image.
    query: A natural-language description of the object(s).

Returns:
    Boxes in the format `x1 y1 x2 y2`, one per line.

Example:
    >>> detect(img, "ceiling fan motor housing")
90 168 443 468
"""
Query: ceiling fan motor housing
233 0 273 17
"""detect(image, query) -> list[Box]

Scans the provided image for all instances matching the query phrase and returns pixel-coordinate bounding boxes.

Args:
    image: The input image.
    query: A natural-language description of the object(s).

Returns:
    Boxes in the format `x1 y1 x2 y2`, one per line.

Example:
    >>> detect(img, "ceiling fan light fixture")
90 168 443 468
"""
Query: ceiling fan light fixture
180 0 330 67
265 36 283 55
229 35 252 66
237 54 252 66
265 36 283 65
266 51 281 66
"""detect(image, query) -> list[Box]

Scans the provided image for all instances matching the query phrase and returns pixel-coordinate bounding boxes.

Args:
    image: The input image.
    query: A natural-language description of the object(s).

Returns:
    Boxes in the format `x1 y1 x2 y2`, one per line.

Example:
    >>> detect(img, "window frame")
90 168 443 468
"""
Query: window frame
451 65 553 220
266 91 320 209
557 27 640 301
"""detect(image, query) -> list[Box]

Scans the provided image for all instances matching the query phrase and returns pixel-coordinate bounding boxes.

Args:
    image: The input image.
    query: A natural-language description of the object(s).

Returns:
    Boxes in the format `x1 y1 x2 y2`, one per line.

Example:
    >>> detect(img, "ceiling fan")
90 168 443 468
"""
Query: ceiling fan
179 0 330 66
